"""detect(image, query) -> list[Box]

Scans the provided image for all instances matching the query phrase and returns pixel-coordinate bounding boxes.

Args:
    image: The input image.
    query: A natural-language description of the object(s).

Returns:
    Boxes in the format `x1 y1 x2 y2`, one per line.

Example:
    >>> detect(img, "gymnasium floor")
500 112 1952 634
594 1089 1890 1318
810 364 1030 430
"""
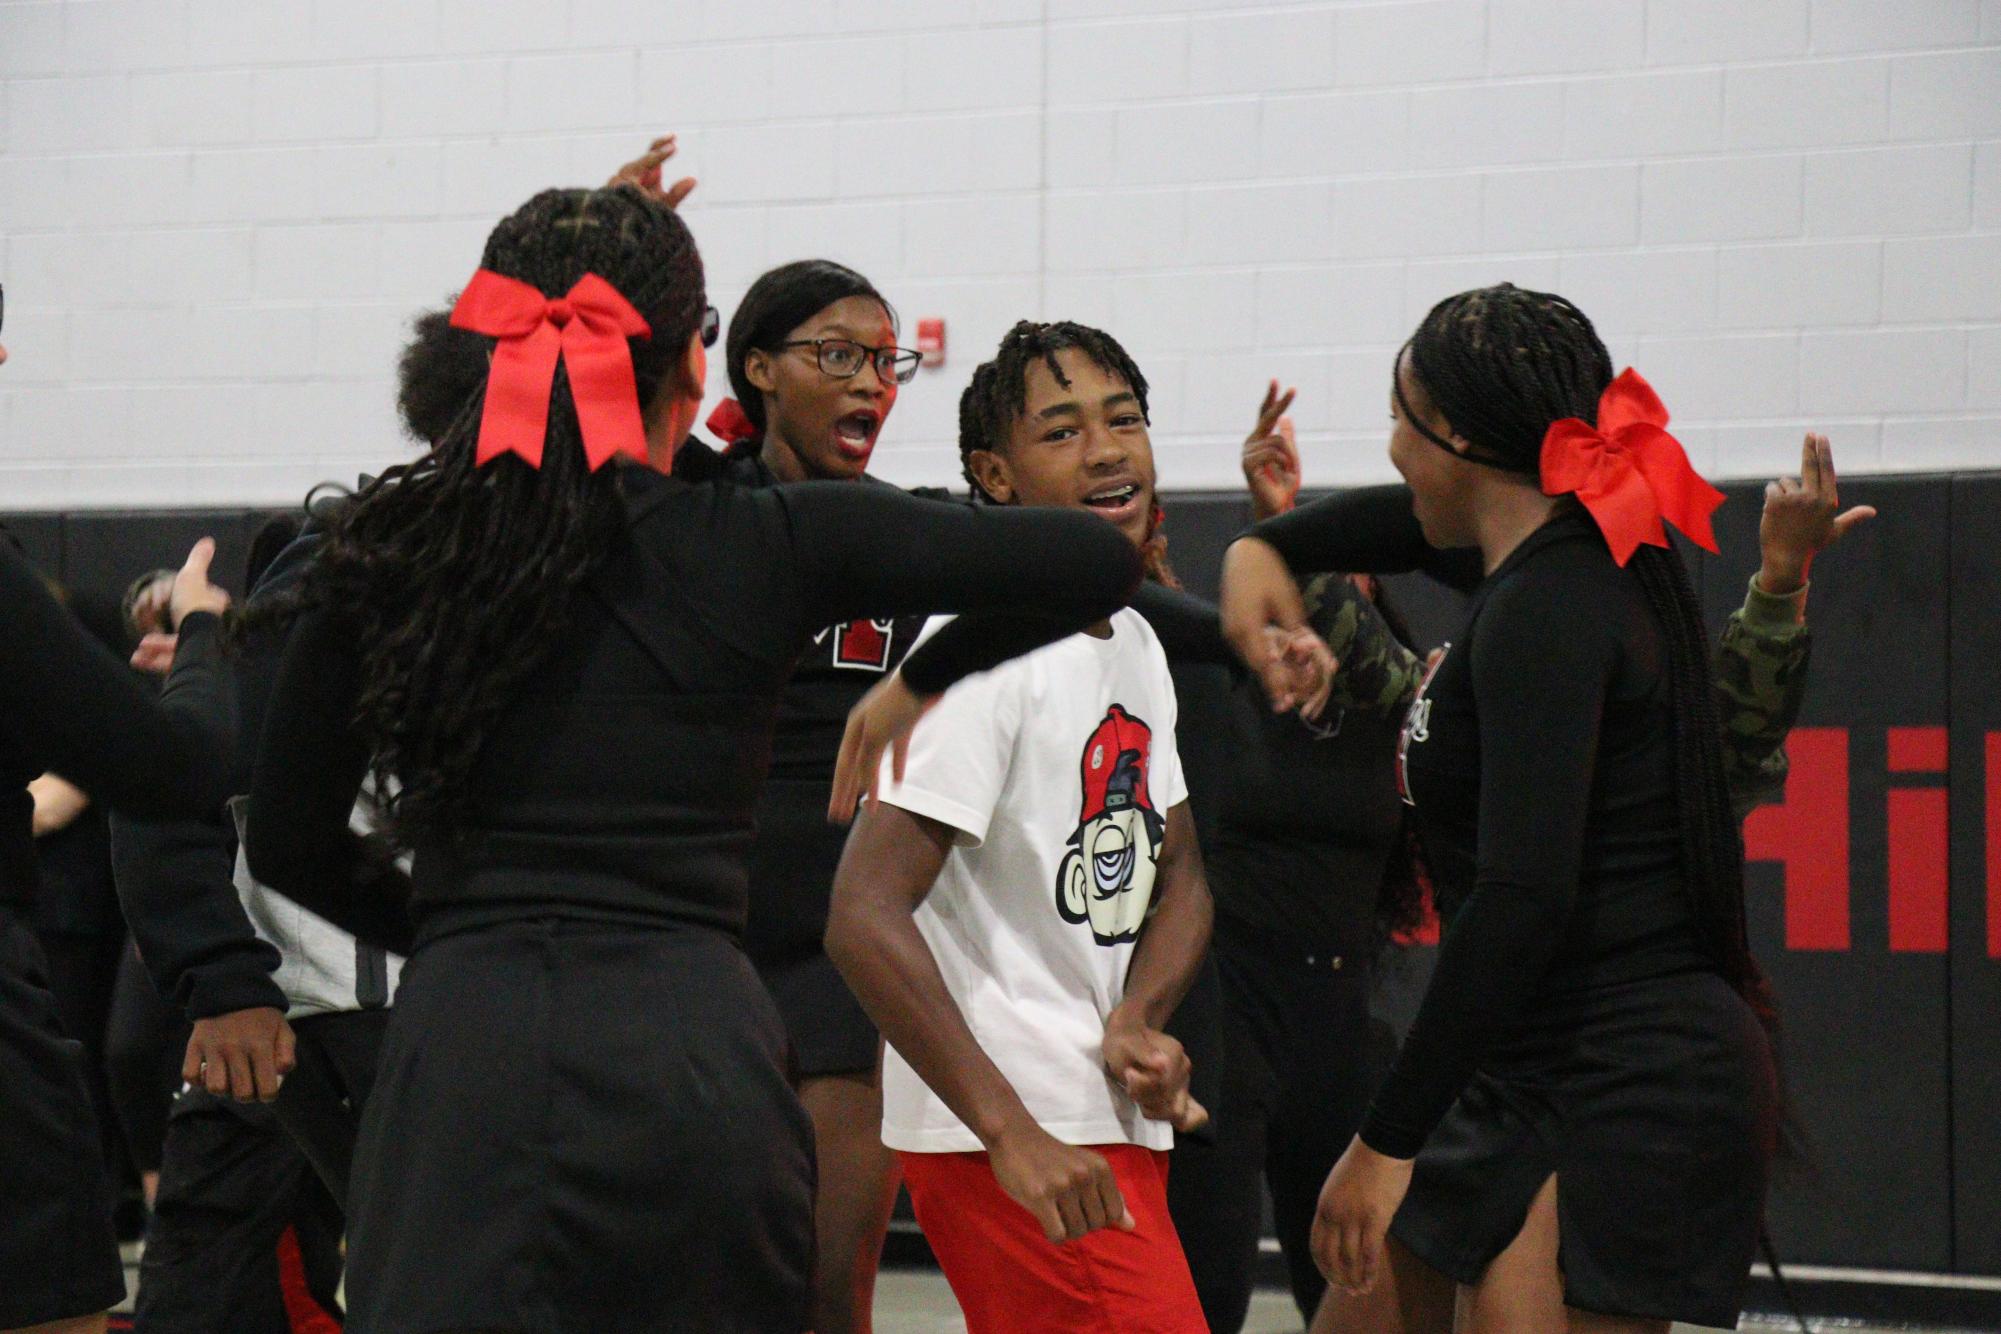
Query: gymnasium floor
868 1269 1913 1333
115 1245 1918 1331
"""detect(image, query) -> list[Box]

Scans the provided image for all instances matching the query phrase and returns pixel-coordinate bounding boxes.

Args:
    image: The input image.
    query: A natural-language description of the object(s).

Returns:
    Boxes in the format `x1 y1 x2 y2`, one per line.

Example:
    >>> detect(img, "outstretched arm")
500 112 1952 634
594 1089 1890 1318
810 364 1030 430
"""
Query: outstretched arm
1 539 238 819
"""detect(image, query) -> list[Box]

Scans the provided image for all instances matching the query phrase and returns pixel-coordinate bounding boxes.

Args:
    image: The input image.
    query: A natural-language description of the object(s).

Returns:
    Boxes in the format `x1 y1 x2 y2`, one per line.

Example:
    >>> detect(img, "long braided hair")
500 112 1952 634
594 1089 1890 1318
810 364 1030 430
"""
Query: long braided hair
1403 283 1775 1028
299 186 706 843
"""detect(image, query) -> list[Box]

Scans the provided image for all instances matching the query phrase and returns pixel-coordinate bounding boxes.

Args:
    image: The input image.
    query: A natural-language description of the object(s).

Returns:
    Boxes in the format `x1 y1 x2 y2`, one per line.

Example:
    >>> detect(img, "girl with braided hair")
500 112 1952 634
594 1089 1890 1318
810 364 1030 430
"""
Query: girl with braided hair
232 185 1142 1332
1220 283 1783 1333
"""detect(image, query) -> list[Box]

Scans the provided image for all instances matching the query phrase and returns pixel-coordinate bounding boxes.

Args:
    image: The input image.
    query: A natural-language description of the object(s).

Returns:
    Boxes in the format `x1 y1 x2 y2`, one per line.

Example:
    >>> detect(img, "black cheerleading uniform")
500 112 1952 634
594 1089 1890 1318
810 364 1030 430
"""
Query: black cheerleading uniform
235 467 1140 1334
1247 486 1775 1328
1170 573 1422 1332
0 540 236 1329
674 436 942 1078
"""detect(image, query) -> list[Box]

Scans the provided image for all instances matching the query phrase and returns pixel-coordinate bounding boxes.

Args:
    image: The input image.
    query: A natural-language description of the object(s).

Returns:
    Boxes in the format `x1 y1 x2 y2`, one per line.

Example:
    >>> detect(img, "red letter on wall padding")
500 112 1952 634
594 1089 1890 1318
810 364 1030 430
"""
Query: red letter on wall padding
1742 728 1850 951
1887 727 1949 954
1988 733 2001 959
1888 725 1949 773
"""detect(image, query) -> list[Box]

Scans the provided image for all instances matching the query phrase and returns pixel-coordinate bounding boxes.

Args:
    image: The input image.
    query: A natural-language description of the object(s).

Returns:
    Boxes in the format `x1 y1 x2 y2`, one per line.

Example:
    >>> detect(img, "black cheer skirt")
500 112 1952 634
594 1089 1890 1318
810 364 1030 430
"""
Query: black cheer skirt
0 907 126 1327
757 950 881 1081
344 913 816 1334
1390 969 1777 1329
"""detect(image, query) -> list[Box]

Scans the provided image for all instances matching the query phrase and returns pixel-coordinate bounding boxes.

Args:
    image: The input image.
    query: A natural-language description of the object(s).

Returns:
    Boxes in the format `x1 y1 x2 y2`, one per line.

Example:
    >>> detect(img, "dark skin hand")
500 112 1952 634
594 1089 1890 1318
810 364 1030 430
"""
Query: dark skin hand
827 799 1212 1243
184 1005 296 1103
1756 432 1874 595
605 133 697 210
1242 377 1301 521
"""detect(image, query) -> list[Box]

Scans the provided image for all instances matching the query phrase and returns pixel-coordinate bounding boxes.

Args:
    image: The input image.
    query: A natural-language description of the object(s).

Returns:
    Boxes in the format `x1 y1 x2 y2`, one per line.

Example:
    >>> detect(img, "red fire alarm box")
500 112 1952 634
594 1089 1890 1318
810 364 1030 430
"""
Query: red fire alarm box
916 317 946 369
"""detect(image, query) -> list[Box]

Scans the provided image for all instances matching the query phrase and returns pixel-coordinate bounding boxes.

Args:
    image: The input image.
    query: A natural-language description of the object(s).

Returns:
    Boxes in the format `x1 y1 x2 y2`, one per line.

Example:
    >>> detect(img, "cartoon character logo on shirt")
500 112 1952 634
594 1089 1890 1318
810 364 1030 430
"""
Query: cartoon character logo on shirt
1056 705 1166 946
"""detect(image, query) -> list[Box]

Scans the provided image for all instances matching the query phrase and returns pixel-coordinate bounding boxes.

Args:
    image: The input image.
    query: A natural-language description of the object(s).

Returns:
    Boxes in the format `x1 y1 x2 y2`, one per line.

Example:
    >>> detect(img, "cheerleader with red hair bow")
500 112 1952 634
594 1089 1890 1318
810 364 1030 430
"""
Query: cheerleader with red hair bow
1222 284 1794 1334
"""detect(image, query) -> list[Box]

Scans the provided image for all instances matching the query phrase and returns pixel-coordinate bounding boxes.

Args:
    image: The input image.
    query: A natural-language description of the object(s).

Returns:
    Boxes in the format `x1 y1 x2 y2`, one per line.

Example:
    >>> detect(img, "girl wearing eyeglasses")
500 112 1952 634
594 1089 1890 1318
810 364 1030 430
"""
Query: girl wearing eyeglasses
673 259 932 1334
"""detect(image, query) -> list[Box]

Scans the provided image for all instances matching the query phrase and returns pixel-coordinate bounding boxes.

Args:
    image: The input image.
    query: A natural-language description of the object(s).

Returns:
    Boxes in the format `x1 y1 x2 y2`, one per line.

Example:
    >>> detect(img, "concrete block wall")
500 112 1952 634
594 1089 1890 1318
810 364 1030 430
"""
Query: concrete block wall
0 0 1995 506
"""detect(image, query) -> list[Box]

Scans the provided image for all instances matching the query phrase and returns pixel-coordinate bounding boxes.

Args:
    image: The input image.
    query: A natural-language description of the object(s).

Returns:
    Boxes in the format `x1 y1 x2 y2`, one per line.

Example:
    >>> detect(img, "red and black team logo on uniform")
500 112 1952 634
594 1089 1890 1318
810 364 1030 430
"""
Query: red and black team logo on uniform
1056 705 1166 946
814 619 895 672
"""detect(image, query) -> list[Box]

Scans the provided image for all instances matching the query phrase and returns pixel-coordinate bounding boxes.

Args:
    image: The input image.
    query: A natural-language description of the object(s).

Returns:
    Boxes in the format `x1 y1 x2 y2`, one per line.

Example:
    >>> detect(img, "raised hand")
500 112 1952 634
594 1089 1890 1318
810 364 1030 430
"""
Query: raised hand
607 133 698 211
1758 433 1875 595
169 538 230 628
1242 379 1301 521
828 669 937 824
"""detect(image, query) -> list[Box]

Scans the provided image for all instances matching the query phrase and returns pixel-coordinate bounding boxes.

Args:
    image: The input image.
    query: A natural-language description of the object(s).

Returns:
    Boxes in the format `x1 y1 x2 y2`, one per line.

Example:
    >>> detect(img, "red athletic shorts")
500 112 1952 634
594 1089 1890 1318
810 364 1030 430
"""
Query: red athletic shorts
898 1143 1207 1334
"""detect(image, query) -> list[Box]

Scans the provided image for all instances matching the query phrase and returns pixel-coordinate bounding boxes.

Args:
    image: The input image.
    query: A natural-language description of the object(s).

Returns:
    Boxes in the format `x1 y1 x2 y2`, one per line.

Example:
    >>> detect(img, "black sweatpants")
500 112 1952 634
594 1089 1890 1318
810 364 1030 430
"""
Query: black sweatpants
274 1007 391 1209
1169 918 1394 1332
135 1089 344 1333
105 937 187 1178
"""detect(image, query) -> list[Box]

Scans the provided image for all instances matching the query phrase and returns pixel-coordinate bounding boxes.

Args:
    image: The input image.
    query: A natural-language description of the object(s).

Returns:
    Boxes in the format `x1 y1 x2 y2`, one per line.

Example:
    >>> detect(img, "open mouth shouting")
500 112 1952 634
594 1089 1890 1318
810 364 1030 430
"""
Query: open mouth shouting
832 409 881 461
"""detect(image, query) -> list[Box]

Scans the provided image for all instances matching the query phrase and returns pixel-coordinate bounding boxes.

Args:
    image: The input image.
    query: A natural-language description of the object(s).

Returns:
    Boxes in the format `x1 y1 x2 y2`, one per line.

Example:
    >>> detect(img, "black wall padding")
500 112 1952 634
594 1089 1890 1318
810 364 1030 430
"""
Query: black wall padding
11 473 2000 1286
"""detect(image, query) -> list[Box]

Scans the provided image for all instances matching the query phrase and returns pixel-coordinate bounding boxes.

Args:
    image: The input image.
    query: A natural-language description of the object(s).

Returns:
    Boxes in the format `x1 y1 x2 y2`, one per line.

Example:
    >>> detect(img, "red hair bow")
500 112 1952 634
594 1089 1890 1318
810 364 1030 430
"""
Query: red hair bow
706 398 759 446
1540 369 1724 567
449 269 652 471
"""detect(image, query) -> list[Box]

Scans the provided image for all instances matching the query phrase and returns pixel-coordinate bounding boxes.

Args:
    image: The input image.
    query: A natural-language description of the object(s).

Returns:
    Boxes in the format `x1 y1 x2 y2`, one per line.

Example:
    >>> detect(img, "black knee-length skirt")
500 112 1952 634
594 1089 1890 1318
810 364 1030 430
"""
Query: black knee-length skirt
345 913 816 1334
0 907 126 1328
1389 969 1777 1329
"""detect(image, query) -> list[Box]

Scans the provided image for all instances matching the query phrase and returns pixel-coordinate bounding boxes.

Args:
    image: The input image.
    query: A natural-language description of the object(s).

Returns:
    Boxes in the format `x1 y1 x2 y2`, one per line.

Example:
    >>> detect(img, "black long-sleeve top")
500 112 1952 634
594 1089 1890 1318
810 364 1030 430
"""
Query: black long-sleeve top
1208 575 1412 958
673 438 949 963
109 538 328 1020
1246 486 1708 1159
678 433 1241 963
240 468 1141 953
0 541 237 910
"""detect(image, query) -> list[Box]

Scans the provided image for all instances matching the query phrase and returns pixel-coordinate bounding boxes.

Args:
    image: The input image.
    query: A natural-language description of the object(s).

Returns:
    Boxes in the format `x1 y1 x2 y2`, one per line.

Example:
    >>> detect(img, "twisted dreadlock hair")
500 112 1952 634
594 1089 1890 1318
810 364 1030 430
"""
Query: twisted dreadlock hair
958 320 1150 502
727 259 894 437
300 185 706 843
957 319 1172 578
1404 283 1775 1027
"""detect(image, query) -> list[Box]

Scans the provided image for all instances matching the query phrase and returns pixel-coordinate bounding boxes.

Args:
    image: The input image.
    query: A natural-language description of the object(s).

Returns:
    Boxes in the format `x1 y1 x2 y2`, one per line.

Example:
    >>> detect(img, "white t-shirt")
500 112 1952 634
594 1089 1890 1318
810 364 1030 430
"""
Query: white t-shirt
876 609 1188 1153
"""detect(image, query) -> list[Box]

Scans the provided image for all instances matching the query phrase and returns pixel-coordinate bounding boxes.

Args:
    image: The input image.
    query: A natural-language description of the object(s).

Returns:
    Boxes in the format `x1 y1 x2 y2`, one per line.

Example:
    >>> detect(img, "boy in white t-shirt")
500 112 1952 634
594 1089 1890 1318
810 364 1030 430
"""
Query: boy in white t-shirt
828 322 1213 1333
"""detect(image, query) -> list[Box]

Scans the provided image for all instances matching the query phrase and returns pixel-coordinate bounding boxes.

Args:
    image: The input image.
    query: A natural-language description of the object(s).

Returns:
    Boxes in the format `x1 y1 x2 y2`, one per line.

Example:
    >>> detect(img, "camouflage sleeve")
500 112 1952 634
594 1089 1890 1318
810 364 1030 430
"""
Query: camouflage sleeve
1308 574 1426 717
1715 575 1813 821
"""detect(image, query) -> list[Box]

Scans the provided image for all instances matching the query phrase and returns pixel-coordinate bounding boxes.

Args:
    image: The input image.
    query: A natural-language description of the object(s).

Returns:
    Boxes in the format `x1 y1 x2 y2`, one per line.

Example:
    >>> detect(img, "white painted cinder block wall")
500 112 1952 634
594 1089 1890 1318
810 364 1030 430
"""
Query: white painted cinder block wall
0 0 1996 507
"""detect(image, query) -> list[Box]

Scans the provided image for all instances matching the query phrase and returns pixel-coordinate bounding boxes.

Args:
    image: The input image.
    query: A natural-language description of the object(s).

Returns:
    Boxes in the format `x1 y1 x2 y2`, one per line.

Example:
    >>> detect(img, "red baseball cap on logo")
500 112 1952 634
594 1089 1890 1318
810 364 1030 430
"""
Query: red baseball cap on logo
1078 705 1154 825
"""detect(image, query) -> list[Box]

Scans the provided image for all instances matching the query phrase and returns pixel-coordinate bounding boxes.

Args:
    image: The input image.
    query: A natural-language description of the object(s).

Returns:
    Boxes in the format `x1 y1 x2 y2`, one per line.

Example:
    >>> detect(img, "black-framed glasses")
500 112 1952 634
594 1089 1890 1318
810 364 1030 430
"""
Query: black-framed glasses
781 338 922 386
700 305 719 348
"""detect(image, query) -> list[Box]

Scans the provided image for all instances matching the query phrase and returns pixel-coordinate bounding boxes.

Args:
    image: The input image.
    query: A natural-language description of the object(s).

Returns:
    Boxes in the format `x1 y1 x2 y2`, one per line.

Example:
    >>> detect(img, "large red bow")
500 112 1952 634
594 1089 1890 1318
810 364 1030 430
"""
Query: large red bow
1540 369 1724 567
449 269 652 471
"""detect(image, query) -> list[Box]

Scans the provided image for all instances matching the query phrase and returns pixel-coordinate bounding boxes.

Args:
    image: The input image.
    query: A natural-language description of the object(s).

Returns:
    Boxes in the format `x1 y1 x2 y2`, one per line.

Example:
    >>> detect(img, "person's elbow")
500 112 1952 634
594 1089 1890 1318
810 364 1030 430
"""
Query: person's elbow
824 874 877 983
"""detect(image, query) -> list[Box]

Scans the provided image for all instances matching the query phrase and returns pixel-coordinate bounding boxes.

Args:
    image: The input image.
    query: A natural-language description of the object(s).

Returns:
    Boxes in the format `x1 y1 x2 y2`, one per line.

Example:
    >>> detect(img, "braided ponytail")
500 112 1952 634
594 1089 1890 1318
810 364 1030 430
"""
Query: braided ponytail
304 185 707 842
